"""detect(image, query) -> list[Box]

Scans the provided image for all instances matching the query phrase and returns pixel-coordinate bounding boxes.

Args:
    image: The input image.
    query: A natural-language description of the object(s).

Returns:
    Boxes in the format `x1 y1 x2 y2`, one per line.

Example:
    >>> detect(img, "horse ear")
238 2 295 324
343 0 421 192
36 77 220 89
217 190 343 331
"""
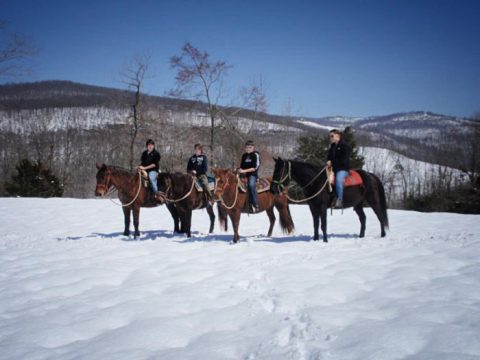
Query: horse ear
95 163 103 169
272 156 277 162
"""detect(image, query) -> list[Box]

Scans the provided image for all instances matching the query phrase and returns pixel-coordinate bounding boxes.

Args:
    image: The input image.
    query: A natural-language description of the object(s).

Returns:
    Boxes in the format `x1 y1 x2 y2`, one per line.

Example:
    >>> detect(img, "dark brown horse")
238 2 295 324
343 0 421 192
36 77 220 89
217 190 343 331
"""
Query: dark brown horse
156 172 215 237
270 158 389 242
212 168 294 243
94 164 176 238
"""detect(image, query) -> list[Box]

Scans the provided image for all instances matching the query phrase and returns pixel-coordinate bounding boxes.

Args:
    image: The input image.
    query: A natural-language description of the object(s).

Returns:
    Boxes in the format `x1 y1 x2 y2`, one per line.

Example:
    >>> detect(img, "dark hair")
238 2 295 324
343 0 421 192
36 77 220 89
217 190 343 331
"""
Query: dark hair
245 140 255 146
329 129 342 137
146 139 155 146
194 143 203 150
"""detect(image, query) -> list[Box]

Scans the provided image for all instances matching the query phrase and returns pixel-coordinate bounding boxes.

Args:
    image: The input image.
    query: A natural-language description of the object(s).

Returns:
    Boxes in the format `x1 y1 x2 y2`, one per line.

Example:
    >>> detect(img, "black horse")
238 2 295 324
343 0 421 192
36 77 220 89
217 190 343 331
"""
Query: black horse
156 172 215 237
270 158 389 242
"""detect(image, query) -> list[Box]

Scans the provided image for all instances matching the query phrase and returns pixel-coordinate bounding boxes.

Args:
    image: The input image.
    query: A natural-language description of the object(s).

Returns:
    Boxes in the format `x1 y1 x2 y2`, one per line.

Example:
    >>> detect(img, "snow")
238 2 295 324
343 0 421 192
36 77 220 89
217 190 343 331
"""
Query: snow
1 198 479 359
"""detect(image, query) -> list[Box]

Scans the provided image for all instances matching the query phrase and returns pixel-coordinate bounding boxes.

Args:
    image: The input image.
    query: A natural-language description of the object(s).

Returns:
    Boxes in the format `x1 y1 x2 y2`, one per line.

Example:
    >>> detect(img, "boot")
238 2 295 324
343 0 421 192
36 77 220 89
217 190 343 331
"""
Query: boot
334 198 343 209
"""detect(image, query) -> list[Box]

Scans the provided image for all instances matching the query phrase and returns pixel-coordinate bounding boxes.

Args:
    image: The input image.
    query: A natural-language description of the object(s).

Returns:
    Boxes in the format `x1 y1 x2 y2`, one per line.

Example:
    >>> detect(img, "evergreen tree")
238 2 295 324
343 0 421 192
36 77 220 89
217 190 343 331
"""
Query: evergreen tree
5 159 63 197
295 133 330 166
342 126 365 169
295 127 364 168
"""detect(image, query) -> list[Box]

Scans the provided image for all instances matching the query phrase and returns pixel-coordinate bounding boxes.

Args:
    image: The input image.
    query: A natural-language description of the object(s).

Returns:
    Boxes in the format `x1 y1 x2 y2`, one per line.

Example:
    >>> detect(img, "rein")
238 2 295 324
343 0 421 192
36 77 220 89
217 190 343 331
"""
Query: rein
157 175 196 204
216 173 240 210
274 160 330 203
101 170 143 207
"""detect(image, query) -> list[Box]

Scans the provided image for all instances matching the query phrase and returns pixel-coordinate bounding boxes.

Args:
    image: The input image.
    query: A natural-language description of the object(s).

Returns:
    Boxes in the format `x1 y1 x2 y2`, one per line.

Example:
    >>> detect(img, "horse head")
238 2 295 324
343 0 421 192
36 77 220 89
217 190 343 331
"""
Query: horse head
95 163 113 196
211 168 233 201
270 157 289 194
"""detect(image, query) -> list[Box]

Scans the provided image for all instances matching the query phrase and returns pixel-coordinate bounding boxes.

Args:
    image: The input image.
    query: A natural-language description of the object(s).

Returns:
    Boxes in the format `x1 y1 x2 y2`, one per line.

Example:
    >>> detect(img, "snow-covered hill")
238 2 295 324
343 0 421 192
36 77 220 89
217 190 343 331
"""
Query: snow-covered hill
1 198 479 359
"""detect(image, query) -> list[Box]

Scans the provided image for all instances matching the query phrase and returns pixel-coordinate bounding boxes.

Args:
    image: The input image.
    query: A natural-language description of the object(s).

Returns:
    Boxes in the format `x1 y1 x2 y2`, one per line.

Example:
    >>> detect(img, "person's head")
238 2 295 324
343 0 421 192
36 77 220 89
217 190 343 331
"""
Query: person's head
245 140 255 153
146 139 155 152
329 129 342 144
194 143 203 155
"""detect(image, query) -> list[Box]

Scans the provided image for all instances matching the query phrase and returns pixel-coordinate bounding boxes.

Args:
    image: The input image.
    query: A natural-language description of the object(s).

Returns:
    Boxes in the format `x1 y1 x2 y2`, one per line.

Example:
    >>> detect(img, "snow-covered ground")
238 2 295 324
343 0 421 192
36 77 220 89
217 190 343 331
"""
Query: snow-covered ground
1 198 479 360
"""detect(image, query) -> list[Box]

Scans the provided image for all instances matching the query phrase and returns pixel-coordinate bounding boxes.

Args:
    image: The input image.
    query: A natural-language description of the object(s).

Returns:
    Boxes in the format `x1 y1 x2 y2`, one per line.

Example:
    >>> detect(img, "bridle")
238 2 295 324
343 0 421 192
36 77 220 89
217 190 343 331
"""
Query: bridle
271 160 291 192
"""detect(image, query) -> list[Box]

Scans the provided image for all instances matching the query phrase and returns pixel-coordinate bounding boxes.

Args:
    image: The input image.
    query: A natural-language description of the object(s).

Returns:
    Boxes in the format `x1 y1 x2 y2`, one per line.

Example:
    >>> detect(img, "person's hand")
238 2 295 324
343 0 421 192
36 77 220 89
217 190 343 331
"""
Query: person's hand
192 170 197 174
326 161 332 168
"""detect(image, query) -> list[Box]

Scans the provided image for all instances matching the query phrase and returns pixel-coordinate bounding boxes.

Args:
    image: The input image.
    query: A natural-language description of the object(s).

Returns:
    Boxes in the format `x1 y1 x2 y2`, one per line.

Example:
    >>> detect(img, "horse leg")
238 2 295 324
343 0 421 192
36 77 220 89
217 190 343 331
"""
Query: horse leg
229 210 241 243
132 205 141 238
368 193 387 237
122 207 131 236
266 207 276 237
354 203 366 238
309 204 320 241
320 205 328 242
207 205 215 233
167 203 180 233
185 209 192 238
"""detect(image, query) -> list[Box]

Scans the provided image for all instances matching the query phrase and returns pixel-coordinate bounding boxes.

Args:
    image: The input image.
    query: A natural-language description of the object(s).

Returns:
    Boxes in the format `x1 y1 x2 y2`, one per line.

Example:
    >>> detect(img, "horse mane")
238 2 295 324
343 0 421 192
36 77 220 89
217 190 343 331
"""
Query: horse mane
107 165 137 177
288 159 324 178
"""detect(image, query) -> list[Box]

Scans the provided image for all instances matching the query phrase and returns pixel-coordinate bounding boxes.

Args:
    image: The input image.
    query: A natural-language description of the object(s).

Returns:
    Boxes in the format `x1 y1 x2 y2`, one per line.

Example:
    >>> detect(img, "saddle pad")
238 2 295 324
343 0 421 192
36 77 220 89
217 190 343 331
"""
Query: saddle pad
238 177 271 193
331 170 364 187
194 177 215 192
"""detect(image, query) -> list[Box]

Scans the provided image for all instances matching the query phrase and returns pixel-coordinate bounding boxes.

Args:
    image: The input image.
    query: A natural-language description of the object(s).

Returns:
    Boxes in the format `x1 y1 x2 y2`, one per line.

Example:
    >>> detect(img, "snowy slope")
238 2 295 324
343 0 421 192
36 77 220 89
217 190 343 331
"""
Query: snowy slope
1 198 479 360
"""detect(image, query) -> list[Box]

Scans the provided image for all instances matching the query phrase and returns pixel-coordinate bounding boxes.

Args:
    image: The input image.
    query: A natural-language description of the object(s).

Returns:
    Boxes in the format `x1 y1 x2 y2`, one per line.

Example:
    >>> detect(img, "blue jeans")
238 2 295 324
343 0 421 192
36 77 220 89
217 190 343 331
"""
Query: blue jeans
335 170 349 200
148 171 158 193
248 175 258 207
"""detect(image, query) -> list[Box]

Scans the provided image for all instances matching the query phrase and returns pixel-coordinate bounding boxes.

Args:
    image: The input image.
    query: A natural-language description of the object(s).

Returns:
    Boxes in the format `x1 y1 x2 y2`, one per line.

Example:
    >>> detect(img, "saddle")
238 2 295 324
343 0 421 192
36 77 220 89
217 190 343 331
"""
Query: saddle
140 169 150 188
329 170 364 187
194 176 216 192
238 177 271 193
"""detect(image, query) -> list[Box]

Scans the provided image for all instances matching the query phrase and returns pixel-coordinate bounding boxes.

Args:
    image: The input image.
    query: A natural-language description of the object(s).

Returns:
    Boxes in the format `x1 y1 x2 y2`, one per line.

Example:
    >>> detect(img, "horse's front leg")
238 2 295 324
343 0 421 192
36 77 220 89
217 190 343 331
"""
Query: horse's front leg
206 205 215 233
132 205 141 238
266 207 276 237
309 204 320 241
167 204 180 233
230 210 241 243
320 205 328 242
185 208 192 238
122 207 131 236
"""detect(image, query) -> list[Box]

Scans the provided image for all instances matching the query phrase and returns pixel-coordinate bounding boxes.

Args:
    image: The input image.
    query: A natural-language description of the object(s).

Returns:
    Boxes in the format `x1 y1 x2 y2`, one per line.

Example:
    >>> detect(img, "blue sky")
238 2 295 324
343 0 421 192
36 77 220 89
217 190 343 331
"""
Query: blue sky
1 0 479 117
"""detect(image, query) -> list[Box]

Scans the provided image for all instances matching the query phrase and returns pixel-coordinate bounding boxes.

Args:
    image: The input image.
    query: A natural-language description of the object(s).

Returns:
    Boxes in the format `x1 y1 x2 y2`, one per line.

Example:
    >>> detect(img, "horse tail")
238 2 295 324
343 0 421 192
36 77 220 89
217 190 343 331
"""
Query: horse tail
277 196 295 234
217 204 228 231
372 173 389 229
358 170 389 230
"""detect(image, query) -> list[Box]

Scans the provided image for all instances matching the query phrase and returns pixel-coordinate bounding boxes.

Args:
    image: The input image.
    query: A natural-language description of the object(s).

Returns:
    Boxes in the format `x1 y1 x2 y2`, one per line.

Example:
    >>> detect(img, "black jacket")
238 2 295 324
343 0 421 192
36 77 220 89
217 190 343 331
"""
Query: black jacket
141 149 161 172
187 154 208 176
240 151 260 176
328 139 350 172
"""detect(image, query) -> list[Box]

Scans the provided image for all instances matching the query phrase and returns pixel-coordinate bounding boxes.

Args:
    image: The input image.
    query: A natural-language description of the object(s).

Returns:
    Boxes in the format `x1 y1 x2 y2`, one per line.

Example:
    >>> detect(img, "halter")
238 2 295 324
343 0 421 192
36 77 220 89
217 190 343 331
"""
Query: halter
271 160 291 192
97 167 143 207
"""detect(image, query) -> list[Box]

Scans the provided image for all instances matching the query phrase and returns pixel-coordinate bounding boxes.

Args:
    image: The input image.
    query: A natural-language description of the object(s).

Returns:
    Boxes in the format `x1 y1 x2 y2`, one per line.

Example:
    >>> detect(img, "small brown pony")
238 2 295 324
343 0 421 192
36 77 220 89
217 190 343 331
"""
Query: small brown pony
156 172 215 237
95 164 176 238
212 168 294 243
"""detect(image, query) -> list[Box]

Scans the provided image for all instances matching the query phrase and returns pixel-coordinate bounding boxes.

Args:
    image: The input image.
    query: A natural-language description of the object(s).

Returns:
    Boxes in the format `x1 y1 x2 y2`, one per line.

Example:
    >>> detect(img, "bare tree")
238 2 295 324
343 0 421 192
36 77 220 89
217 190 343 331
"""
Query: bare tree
0 21 38 80
170 42 231 164
121 55 150 170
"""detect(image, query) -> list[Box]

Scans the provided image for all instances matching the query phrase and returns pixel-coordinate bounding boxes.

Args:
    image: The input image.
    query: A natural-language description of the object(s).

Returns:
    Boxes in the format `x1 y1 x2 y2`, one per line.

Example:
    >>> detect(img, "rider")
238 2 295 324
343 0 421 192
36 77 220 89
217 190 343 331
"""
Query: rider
327 129 350 208
187 143 213 202
138 139 161 199
238 140 260 212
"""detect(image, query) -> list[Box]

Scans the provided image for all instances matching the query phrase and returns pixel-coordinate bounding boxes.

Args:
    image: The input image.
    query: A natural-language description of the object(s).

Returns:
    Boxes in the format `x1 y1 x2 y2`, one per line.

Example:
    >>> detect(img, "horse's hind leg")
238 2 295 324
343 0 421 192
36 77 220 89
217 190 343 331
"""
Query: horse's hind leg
122 207 131 236
185 209 192 238
368 194 386 237
354 203 366 238
229 210 241 243
309 205 320 241
266 207 276 237
207 205 215 233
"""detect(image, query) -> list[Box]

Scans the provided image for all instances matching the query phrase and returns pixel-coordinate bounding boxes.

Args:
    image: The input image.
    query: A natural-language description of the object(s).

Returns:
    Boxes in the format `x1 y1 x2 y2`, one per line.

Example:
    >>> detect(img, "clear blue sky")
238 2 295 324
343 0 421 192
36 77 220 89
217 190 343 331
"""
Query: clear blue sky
1 0 479 118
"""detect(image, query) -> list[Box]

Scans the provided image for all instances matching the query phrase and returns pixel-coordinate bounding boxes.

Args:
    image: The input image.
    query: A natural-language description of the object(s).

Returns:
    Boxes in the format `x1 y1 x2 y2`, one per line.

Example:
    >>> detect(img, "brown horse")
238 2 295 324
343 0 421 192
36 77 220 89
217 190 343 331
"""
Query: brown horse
94 164 176 238
211 168 294 243
156 172 215 237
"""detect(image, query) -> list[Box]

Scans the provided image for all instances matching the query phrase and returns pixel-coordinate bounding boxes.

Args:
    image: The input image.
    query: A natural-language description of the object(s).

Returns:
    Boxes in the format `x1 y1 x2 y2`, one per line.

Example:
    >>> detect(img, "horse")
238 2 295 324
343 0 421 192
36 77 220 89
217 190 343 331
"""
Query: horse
155 172 215 237
94 163 176 238
211 168 294 243
270 158 389 242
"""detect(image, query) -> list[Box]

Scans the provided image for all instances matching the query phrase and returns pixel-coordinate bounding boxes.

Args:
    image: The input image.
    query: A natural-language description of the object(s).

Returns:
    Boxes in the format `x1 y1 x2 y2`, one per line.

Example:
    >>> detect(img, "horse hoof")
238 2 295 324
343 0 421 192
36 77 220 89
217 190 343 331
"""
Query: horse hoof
123 232 130 236
359 234 365 238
